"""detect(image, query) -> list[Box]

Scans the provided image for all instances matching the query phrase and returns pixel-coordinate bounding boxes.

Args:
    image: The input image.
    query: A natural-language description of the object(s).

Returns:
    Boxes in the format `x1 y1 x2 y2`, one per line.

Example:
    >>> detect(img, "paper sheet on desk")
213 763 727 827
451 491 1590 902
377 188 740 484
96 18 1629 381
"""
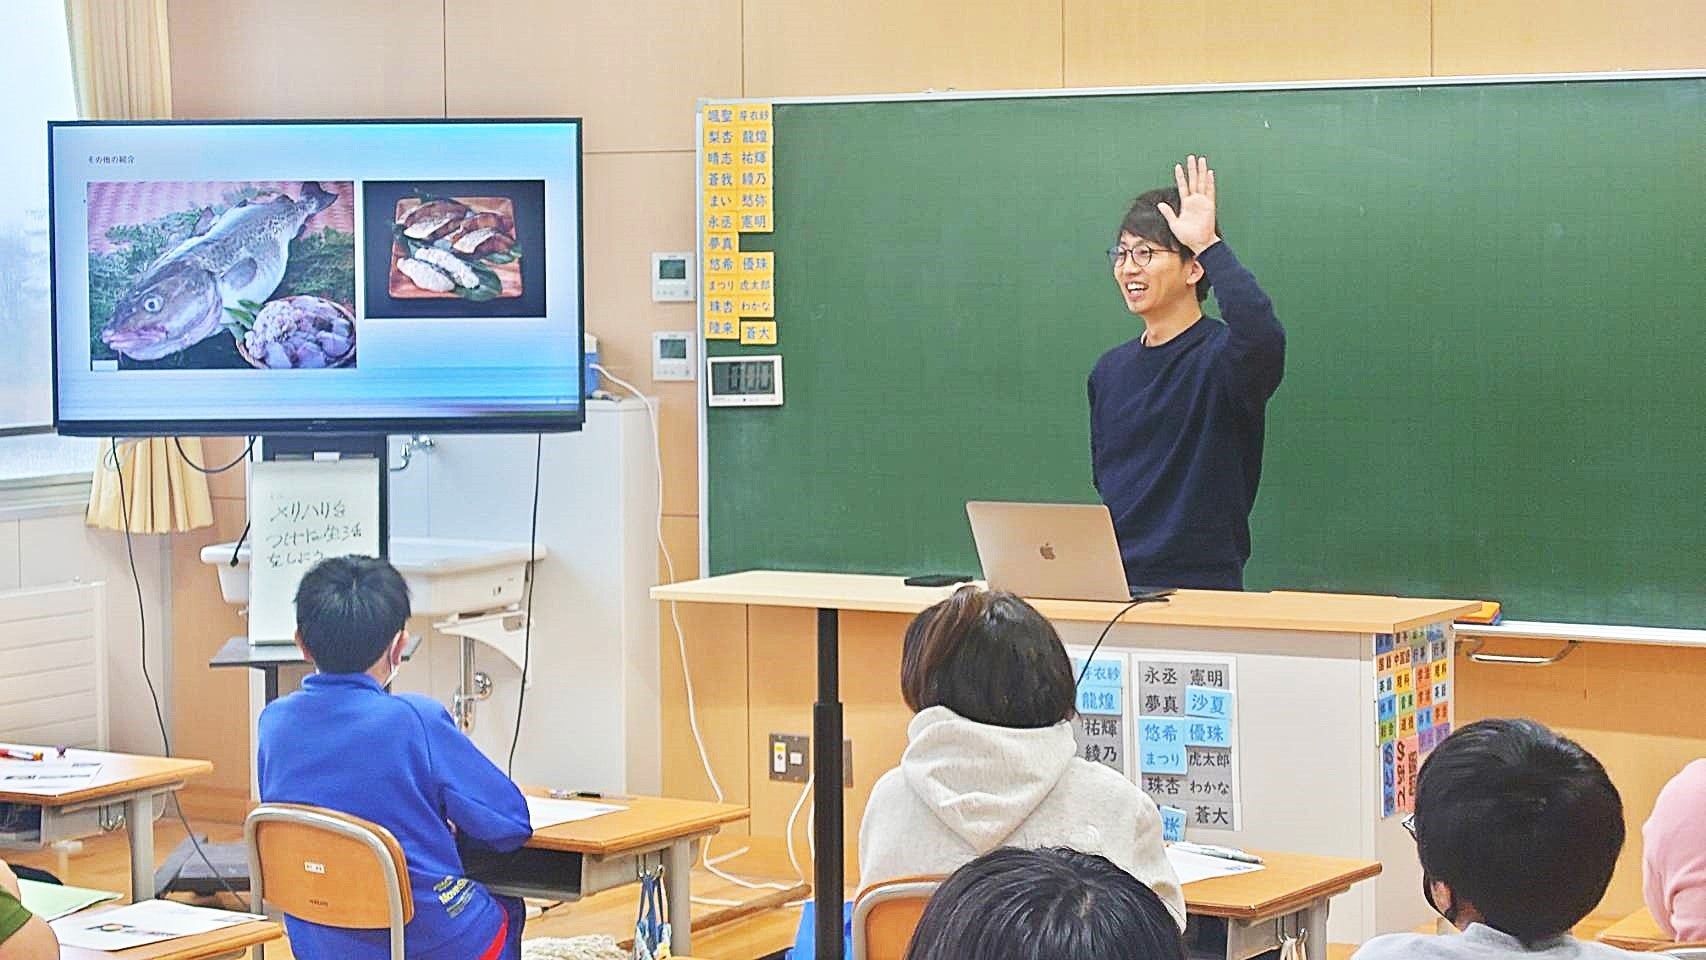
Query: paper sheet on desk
51 899 264 951
0 760 101 793
18 879 120 920
1166 847 1265 885
527 796 626 829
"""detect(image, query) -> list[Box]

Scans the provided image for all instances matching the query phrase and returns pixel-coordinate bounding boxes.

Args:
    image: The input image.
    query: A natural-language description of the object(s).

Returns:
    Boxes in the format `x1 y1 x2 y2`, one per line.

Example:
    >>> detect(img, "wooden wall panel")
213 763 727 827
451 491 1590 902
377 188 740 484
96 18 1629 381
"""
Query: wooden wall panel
1434 0 1706 76
742 0 1064 98
167 0 445 119
579 151 702 515
1457 641 1706 917
745 607 913 883
1065 0 1431 87
169 497 251 820
445 0 742 153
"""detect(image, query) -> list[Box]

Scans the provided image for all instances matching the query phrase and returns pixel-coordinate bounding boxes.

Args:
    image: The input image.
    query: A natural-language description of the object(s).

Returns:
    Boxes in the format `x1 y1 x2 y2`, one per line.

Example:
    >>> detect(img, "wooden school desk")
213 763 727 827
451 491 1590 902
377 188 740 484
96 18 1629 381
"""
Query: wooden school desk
0 750 212 902
466 793 749 956
1184 849 1382 960
1597 906 1672 951
57 906 281 960
653 571 1476 950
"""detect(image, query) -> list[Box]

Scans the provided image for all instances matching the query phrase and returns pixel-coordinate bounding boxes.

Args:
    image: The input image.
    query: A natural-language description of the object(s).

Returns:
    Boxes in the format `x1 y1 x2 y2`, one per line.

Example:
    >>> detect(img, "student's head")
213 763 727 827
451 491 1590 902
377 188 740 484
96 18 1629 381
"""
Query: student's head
904 846 1186 960
1110 188 1210 315
1410 718 1624 944
293 555 410 675
900 586 1075 728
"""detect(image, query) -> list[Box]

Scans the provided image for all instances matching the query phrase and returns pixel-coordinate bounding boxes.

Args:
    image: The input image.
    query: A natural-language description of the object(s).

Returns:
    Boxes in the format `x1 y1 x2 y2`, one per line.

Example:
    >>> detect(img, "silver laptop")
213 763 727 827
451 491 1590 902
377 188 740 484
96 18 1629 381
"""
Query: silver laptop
965 501 1142 602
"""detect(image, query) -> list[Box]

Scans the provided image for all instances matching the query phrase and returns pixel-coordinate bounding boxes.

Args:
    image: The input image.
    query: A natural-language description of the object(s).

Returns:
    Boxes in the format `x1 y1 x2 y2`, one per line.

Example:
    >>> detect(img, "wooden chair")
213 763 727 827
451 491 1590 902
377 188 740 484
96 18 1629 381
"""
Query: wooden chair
850 876 943 960
245 802 414 960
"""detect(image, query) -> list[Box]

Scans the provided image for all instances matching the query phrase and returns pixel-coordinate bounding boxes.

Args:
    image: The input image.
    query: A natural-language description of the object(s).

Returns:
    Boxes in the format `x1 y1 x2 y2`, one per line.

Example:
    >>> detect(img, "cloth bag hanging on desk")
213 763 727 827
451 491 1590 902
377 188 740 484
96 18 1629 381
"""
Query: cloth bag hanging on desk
634 868 671 960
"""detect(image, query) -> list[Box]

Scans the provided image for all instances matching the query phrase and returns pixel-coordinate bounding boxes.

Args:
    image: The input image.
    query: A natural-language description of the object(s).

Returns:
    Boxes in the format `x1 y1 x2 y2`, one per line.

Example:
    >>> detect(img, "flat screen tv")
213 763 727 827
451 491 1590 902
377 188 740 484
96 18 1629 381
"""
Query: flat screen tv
49 118 584 436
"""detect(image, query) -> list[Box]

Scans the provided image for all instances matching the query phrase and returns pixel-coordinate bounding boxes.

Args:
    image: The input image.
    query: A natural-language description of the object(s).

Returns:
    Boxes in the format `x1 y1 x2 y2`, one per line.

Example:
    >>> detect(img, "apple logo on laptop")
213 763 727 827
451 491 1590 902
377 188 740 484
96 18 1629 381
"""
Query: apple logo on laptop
1039 543 1056 561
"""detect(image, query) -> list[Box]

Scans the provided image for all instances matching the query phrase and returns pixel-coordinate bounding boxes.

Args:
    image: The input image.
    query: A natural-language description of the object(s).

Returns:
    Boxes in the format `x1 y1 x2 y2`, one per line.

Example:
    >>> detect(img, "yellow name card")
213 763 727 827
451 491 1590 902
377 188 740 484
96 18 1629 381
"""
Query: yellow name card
740 320 778 345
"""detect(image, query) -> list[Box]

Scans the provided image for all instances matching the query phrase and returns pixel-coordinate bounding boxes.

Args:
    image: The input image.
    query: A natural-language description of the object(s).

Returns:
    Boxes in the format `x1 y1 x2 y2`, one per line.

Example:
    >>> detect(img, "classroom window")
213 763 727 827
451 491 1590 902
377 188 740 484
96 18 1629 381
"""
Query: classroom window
0 1 93 481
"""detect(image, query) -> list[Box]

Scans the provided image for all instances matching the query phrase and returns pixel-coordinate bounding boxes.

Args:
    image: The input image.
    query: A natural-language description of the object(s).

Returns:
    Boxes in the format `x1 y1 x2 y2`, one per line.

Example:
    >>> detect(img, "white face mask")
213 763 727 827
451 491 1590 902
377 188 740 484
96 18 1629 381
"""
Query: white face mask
381 637 403 691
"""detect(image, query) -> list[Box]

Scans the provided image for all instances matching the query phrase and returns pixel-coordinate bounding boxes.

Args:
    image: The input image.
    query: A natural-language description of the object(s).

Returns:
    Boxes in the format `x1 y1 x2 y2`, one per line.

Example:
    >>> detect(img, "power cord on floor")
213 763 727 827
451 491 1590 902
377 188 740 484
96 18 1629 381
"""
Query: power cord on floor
589 366 809 896
109 439 245 904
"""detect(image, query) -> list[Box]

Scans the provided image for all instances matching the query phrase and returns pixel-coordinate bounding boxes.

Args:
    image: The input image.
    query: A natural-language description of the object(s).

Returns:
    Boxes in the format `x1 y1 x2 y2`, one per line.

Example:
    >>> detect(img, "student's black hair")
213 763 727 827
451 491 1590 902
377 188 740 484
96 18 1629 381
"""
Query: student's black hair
1413 718 1624 945
294 555 410 674
904 847 1186 960
1118 187 1217 304
900 586 1076 728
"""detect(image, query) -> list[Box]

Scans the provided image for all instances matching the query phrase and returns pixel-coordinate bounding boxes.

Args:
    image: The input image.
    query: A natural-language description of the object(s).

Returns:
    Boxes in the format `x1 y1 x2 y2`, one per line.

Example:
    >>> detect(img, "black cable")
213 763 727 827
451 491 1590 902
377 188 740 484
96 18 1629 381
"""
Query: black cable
172 435 255 475
228 522 248 566
1075 594 1169 688
109 439 246 904
506 434 544 776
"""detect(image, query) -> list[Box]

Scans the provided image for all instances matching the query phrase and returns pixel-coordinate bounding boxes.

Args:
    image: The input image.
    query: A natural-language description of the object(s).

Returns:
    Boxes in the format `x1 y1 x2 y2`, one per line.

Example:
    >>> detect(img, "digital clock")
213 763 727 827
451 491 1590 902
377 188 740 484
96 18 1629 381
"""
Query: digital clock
706 355 783 407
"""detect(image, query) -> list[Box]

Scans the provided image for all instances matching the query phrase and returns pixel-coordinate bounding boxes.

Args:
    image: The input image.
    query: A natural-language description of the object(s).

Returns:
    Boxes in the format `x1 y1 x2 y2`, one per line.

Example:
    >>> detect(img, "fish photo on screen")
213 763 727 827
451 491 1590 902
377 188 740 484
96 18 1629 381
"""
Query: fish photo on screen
361 179 547 320
86 180 357 371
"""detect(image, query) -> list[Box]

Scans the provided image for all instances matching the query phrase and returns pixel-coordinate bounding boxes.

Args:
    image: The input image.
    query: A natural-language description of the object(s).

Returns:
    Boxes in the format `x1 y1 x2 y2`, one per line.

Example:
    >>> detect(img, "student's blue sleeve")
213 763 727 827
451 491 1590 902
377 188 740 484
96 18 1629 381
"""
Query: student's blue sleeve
1200 241 1285 411
403 694 533 852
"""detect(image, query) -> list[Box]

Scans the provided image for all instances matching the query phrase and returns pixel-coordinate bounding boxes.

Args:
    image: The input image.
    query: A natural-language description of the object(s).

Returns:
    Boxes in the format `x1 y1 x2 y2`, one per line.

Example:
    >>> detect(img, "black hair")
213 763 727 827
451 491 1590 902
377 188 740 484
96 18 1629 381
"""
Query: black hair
1118 188 1216 303
904 847 1186 960
1413 718 1624 945
900 587 1076 728
293 555 410 674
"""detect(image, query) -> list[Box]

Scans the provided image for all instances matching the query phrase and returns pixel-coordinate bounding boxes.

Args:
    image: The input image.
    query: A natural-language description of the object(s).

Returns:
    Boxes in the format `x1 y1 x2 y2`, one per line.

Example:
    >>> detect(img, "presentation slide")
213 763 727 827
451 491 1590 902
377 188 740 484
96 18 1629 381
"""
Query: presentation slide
50 121 583 432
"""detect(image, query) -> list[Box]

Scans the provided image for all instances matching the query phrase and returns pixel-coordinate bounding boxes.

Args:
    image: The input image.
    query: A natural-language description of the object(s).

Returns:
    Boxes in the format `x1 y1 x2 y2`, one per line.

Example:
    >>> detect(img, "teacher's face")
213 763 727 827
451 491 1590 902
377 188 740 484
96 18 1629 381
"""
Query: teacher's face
1111 231 1198 317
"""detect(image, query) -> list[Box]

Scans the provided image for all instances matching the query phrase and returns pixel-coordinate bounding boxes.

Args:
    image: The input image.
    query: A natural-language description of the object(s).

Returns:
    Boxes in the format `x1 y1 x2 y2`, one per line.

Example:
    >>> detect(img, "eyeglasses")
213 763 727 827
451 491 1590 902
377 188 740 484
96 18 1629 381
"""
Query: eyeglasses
1402 814 1417 839
1107 243 1175 268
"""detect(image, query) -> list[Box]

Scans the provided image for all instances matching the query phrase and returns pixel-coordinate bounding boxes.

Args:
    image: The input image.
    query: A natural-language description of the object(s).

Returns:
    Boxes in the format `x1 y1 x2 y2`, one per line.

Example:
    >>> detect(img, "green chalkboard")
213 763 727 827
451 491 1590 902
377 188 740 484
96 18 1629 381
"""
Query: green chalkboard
706 77 1706 627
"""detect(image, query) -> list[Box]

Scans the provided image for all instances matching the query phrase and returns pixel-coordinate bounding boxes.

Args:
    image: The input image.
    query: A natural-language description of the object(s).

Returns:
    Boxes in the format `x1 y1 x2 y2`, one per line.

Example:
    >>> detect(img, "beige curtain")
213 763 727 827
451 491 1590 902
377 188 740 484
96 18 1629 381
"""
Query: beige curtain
64 0 173 120
67 0 213 534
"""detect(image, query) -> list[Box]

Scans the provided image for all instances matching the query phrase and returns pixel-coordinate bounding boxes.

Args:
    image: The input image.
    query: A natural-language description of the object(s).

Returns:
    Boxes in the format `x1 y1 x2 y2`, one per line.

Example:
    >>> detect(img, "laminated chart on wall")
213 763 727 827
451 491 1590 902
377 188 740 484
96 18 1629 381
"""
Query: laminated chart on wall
1135 656 1240 831
1376 623 1454 817
701 103 776 342
1068 649 1130 776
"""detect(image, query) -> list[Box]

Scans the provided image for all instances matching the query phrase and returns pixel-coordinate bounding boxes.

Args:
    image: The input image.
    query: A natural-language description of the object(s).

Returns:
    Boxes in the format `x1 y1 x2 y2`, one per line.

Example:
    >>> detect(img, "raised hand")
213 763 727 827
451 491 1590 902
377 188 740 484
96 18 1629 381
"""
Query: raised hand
1155 154 1220 254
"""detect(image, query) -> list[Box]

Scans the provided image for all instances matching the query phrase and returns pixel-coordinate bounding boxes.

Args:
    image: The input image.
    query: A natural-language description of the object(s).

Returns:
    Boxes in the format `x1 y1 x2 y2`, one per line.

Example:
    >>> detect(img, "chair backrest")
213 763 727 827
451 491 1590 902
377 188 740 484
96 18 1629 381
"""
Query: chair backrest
245 802 414 960
851 876 943 960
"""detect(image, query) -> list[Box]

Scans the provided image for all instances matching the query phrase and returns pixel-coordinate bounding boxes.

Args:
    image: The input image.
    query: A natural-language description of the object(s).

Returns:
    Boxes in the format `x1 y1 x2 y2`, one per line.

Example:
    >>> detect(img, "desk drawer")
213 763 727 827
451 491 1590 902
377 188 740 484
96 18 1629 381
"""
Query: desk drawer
461 843 584 902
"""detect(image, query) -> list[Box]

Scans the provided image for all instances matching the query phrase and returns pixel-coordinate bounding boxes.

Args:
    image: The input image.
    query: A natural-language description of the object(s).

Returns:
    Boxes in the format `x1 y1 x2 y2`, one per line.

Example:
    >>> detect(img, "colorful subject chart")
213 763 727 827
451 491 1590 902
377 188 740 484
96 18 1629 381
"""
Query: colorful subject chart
1376 622 1453 817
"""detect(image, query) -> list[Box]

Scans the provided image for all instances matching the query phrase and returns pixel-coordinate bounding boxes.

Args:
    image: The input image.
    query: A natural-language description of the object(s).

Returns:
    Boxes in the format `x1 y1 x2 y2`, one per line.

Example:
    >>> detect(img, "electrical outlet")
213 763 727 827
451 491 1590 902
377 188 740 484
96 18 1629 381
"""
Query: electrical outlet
769 733 809 783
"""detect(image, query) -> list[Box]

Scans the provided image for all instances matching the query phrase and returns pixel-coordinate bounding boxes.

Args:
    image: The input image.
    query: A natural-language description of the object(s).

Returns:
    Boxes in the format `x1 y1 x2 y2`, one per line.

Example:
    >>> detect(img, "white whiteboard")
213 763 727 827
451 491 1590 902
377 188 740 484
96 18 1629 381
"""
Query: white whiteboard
247 458 382 641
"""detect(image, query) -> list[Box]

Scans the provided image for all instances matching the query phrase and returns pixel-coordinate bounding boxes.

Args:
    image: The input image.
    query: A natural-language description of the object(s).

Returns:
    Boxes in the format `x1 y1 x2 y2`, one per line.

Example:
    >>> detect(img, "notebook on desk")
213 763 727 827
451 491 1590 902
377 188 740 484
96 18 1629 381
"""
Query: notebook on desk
966 501 1175 603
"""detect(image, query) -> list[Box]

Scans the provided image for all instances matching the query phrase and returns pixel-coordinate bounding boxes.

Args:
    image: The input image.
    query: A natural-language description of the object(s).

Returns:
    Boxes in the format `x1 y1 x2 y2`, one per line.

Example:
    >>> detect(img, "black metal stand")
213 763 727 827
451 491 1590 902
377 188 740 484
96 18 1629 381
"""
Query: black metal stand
814 607 844 960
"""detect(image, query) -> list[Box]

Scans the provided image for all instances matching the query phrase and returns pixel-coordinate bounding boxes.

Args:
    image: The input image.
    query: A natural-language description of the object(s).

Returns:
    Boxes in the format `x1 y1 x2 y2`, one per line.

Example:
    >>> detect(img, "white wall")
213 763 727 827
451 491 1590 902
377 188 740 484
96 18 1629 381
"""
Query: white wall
0 488 172 755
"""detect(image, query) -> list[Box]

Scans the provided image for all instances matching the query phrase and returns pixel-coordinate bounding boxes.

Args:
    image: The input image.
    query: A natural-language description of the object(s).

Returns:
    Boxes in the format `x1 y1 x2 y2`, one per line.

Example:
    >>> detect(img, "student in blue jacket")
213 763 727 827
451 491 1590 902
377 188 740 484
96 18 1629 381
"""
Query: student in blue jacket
1088 155 1286 591
258 555 533 960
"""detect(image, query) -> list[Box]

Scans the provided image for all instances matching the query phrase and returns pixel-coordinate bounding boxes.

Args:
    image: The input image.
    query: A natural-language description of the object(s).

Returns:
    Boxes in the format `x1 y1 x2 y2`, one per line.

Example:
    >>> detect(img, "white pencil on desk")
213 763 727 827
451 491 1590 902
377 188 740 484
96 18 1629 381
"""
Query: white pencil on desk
1170 841 1264 864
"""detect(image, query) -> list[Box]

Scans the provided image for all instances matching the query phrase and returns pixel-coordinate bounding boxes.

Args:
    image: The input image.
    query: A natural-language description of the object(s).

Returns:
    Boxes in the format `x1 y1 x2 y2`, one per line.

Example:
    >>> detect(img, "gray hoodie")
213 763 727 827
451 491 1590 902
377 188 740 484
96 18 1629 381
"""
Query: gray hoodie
857 705 1186 928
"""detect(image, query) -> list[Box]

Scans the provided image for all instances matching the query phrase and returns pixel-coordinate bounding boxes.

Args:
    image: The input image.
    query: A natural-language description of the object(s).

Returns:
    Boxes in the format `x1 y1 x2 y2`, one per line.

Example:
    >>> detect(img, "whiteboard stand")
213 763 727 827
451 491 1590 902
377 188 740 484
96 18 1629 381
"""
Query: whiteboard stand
259 434 390 554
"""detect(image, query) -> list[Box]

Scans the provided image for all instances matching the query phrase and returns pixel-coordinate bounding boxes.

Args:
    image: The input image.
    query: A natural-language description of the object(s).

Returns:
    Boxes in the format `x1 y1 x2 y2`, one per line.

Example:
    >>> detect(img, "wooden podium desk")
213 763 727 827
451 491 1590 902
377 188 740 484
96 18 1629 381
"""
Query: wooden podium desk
654 571 1475 954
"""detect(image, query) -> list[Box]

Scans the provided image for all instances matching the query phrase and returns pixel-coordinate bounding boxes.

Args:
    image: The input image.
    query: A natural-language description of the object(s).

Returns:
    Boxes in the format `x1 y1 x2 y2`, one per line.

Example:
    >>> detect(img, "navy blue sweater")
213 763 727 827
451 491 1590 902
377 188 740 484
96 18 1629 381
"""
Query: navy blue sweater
1087 242 1285 589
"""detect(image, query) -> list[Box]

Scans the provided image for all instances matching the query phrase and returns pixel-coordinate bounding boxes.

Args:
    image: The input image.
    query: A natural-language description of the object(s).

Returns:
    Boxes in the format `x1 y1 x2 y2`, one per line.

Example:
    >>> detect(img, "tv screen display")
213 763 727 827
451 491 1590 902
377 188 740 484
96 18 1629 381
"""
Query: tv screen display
49 119 584 436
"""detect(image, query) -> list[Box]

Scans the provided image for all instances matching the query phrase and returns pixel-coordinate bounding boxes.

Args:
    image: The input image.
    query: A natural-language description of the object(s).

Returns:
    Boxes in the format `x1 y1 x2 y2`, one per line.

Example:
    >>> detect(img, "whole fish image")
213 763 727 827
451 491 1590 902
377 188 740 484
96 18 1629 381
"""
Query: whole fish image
87 180 357 369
